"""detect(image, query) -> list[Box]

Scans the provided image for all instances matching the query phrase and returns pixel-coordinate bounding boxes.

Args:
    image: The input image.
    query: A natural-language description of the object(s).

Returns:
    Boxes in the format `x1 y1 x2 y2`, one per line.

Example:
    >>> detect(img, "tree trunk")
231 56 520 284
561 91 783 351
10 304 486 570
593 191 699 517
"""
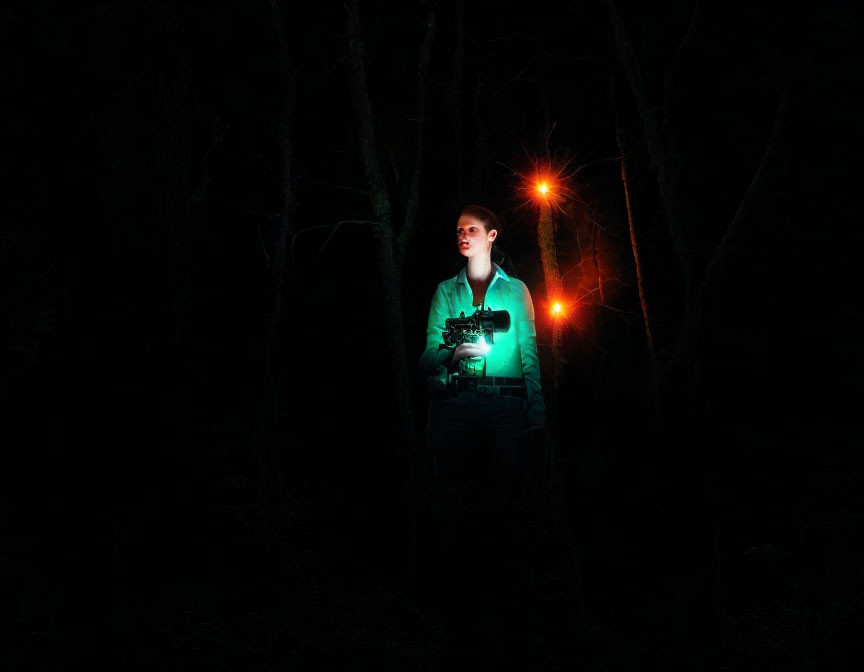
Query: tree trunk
604 0 695 312
590 211 606 306
470 62 489 201
449 0 464 203
538 202 564 399
620 152 660 413
254 0 298 504
155 6 192 351
398 0 437 277
345 0 418 454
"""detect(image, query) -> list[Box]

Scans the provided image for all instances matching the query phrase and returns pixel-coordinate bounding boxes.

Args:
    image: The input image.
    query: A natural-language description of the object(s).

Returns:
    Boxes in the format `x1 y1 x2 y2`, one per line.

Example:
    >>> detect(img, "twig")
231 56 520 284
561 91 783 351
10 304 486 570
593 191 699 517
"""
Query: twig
289 219 381 262
257 224 271 268
256 152 281 187
243 209 280 219
296 174 368 196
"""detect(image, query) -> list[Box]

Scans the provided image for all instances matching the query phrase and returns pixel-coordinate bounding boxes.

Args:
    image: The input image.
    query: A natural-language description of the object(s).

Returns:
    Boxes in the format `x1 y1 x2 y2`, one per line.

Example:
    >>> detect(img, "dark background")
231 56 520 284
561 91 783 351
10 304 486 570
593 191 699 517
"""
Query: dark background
3 0 861 669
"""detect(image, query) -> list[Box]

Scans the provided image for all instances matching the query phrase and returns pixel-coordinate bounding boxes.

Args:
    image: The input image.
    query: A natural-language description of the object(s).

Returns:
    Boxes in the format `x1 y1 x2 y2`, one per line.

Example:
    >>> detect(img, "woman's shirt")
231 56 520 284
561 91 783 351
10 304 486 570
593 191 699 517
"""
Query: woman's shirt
419 263 546 428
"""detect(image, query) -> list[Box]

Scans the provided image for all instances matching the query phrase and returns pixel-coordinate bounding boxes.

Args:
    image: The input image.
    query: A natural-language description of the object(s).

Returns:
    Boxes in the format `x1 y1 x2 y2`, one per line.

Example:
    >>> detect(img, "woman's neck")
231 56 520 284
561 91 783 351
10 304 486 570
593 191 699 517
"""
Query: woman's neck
466 255 493 283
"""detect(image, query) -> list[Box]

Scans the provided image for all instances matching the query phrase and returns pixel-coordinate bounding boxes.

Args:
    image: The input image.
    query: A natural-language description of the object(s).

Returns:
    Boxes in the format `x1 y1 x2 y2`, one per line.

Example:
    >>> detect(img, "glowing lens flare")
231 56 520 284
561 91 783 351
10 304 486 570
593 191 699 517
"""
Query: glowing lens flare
550 301 563 317
511 152 579 215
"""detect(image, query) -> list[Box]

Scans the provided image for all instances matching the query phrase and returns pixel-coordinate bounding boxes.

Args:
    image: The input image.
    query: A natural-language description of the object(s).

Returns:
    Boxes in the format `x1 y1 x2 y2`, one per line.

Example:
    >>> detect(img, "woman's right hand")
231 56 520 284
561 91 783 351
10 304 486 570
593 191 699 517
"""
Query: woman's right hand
452 342 486 364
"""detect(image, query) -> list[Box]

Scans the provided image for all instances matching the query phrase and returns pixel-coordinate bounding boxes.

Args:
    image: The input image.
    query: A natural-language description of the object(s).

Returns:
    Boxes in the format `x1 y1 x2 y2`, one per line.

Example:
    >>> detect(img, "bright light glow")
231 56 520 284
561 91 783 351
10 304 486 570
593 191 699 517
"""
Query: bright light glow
512 151 578 213
550 301 563 317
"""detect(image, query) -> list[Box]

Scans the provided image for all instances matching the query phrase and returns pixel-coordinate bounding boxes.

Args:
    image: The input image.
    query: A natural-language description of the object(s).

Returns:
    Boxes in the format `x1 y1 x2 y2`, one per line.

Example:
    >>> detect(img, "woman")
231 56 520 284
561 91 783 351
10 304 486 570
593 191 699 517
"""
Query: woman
416 204 546 622
419 204 546 504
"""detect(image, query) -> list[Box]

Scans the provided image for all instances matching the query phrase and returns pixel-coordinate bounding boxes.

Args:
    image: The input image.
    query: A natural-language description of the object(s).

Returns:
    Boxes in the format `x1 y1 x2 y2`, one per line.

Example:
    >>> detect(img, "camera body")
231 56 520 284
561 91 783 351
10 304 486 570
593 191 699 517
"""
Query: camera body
426 308 511 390
442 308 510 348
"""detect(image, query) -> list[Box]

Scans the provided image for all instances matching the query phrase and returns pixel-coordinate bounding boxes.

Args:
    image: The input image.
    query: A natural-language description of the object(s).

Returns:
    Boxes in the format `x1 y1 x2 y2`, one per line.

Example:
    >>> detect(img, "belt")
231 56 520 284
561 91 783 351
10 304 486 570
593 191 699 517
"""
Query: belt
452 376 527 397
457 376 525 387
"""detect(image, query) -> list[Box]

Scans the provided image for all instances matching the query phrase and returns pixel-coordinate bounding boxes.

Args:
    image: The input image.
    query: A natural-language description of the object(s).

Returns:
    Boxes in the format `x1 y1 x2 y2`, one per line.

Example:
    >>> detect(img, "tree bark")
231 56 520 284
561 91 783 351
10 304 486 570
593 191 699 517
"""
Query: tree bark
604 0 695 312
398 0 437 276
619 151 660 412
345 0 418 454
538 202 564 398
449 0 465 203
590 211 606 306
252 0 298 504
155 5 192 350
537 205 584 621
263 0 297 423
469 60 490 201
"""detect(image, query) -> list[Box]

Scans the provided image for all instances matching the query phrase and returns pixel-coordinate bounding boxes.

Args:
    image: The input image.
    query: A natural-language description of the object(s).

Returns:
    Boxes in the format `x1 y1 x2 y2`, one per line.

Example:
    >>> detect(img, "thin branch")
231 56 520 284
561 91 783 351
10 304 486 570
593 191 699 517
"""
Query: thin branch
289 219 381 263
243 209 280 219
344 0 391 222
290 225 330 263
663 0 703 127
256 153 281 187
692 91 788 314
257 224 271 268
399 0 438 255
189 116 229 206
318 218 381 253
329 53 347 76
596 302 633 315
670 90 789 371
491 65 531 96
296 174 369 196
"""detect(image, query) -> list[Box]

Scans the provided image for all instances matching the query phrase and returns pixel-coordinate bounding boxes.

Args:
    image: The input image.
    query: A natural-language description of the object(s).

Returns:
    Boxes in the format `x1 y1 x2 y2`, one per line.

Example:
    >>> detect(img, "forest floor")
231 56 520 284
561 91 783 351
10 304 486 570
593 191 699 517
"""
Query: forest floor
5 440 863 670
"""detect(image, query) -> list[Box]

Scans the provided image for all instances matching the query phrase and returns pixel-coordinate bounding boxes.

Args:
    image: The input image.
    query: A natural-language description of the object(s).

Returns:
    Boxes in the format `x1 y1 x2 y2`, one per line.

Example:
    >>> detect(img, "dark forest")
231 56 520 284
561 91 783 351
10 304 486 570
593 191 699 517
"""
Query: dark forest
3 1 861 669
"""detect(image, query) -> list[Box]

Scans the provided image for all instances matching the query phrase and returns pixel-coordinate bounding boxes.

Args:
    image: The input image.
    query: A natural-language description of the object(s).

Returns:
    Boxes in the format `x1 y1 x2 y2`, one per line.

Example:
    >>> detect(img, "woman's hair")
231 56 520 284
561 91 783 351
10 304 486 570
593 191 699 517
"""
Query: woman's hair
459 204 516 276
460 204 501 238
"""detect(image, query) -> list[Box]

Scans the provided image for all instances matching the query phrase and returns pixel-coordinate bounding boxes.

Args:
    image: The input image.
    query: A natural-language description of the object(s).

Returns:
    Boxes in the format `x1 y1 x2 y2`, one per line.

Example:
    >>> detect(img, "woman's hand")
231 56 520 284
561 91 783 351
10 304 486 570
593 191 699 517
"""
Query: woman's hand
451 342 486 364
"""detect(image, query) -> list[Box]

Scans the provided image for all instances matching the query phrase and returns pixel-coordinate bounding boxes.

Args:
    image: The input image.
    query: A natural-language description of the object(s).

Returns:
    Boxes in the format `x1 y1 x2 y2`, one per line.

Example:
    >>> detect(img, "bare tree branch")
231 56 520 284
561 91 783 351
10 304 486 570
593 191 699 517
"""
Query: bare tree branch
663 0 703 128
297 174 369 196
399 0 438 257
604 0 694 307
671 91 789 370
344 0 417 454
692 91 789 315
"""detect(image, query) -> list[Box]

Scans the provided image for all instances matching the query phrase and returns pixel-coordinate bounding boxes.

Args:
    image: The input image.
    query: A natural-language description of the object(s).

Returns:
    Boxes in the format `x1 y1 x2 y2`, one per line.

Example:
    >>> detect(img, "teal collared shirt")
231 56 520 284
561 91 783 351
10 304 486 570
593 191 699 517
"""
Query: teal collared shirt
420 263 546 427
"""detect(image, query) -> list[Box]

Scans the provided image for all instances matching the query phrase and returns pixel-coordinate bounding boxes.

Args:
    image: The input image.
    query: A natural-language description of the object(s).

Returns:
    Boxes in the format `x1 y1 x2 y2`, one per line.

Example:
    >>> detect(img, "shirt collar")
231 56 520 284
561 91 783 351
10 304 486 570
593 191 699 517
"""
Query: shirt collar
455 262 510 288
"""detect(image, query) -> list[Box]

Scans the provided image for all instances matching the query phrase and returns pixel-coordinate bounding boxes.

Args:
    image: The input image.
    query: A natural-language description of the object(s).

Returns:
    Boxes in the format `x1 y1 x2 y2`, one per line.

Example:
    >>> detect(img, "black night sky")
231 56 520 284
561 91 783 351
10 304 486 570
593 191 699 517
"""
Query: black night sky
3 1 861 669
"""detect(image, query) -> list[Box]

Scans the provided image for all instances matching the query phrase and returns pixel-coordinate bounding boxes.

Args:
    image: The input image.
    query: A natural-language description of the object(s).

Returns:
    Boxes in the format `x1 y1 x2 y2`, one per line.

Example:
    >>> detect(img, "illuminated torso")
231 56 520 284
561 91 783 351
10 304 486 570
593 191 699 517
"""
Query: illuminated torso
443 263 527 380
421 263 546 425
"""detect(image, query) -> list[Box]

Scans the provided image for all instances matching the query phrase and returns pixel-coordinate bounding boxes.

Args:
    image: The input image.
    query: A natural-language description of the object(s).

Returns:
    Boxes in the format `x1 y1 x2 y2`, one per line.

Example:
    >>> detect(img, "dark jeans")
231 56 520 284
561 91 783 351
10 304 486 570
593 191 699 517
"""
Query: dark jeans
426 389 528 487
419 390 531 614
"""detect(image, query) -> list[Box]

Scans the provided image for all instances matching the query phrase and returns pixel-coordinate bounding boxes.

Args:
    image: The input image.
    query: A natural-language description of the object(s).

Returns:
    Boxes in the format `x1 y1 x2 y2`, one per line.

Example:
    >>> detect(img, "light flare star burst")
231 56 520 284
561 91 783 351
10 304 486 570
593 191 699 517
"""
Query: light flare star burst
510 154 579 216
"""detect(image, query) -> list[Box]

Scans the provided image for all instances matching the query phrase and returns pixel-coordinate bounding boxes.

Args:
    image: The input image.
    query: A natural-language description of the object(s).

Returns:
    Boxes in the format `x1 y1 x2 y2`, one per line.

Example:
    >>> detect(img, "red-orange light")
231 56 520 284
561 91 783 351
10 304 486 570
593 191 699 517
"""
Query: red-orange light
537 181 549 195
550 301 563 317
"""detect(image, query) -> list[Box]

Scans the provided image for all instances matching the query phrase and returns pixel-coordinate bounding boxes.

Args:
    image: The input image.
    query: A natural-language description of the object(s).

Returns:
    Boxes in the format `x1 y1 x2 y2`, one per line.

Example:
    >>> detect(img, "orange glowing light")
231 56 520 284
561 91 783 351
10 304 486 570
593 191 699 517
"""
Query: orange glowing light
510 151 579 215
543 297 583 326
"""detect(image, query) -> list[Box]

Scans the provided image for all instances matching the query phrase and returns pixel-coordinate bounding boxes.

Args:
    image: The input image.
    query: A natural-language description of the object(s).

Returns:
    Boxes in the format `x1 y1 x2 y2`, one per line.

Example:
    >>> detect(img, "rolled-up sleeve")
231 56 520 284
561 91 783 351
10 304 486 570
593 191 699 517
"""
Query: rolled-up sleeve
515 281 546 427
419 282 454 375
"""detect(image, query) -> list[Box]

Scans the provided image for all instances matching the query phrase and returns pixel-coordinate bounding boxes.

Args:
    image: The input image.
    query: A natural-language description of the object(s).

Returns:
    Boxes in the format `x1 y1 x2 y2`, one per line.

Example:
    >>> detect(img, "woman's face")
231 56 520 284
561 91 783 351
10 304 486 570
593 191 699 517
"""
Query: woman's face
456 214 497 258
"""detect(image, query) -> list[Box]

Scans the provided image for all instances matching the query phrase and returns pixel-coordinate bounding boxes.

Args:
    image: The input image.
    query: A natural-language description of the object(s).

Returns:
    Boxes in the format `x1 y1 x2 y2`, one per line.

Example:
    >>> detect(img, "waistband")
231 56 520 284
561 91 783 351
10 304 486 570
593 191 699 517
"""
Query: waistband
431 375 527 400
455 376 525 388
